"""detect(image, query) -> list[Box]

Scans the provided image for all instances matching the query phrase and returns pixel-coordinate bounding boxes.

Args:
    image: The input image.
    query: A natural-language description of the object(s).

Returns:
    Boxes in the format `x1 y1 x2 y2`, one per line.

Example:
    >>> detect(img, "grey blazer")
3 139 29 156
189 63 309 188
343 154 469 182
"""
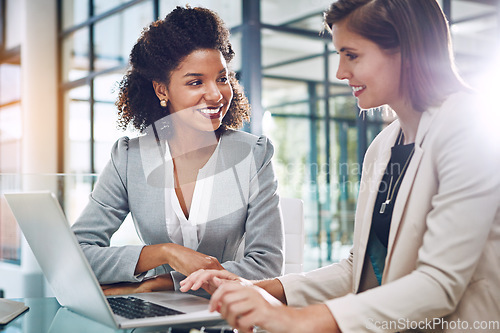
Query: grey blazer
72 129 284 289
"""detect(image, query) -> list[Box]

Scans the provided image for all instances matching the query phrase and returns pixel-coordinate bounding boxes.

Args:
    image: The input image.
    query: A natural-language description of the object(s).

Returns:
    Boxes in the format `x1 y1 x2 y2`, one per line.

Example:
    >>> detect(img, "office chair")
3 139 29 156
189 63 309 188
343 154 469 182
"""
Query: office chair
280 197 304 274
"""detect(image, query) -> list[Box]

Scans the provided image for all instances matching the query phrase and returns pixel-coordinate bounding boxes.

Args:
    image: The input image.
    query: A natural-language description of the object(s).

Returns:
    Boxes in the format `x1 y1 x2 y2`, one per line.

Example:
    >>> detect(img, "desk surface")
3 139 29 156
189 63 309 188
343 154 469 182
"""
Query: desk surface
1 297 235 333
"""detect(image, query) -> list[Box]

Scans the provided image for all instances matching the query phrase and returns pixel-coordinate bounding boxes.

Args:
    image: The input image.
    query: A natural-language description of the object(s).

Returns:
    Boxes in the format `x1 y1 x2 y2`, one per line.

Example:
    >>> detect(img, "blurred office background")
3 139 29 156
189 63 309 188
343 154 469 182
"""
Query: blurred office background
1 0 499 298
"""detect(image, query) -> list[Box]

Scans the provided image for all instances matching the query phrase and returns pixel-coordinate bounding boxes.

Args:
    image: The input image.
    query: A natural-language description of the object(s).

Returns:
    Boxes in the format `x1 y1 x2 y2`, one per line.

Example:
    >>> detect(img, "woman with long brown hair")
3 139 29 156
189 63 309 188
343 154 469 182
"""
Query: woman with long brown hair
181 1 500 331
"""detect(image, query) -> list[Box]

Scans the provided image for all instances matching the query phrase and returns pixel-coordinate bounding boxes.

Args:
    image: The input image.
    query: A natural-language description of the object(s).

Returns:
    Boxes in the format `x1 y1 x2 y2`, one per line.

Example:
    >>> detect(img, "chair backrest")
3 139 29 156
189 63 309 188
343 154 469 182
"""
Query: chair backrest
280 197 304 274
234 197 305 275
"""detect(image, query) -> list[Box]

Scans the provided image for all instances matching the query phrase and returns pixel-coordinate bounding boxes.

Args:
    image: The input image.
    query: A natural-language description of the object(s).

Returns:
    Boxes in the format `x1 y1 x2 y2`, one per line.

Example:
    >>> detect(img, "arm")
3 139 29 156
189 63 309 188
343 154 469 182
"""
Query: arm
255 278 287 304
101 274 175 295
134 243 223 276
99 243 224 295
181 249 354 305
73 137 224 289
180 270 341 333
277 250 354 307
209 282 340 333
72 137 145 284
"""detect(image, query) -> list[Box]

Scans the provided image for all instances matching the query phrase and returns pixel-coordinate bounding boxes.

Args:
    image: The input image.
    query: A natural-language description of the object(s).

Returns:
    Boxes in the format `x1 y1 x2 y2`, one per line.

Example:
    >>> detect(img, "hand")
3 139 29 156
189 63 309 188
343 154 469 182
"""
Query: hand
134 243 224 277
180 269 251 294
164 244 224 277
210 283 339 333
101 274 174 296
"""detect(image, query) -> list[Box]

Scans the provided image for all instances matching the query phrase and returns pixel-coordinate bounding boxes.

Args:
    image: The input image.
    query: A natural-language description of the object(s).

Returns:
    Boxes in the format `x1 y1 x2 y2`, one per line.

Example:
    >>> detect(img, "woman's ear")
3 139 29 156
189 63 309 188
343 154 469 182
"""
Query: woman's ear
152 81 169 102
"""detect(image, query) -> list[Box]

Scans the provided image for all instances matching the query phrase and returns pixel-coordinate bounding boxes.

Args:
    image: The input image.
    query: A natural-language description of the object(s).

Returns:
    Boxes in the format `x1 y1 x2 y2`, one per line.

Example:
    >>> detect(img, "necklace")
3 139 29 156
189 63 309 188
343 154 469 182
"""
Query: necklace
379 131 415 214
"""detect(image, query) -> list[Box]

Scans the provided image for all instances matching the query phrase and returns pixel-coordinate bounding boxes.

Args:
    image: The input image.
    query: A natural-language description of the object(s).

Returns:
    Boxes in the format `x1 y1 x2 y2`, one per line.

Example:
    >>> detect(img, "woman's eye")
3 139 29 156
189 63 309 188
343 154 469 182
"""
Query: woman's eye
188 80 202 86
218 76 228 83
346 53 358 60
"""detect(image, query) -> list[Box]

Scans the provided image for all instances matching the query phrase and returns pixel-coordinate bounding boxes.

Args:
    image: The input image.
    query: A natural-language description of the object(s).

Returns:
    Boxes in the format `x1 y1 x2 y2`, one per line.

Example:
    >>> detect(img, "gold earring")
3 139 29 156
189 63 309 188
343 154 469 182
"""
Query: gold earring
160 99 167 108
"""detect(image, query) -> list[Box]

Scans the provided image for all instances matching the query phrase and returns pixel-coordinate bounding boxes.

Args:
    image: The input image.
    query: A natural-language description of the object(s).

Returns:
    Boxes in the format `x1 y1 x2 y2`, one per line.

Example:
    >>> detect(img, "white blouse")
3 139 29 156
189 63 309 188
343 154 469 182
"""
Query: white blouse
163 138 221 250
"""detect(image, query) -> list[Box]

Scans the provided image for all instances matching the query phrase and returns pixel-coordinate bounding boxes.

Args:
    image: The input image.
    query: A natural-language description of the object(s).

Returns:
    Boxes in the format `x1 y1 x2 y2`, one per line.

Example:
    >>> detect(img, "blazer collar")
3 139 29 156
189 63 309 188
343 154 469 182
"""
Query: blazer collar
414 105 437 147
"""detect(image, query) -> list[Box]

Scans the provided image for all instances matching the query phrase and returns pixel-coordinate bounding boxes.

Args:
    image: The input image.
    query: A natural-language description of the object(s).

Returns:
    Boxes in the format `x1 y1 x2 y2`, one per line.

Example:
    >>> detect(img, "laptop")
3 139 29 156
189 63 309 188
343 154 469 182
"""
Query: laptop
3 191 222 329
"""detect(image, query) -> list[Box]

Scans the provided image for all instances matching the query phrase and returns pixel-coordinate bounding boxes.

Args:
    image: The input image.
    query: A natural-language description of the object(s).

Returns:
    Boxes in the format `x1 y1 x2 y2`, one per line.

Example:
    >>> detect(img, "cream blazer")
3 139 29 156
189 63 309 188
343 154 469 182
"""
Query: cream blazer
279 92 500 332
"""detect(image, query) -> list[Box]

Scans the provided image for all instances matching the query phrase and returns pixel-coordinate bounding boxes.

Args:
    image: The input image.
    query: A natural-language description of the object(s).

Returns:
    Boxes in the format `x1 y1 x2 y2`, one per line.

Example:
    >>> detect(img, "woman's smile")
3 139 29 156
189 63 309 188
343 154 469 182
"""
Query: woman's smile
197 106 223 119
350 85 367 97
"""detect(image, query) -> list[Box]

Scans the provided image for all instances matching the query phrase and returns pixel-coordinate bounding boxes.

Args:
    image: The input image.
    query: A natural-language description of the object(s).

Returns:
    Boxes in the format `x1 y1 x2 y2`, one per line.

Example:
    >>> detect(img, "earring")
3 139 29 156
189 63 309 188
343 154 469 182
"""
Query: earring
160 99 167 108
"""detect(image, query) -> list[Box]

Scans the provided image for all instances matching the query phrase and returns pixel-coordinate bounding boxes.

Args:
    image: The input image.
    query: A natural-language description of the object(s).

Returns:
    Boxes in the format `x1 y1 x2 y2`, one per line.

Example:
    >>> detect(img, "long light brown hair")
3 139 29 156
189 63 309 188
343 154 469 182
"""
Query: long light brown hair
324 0 469 112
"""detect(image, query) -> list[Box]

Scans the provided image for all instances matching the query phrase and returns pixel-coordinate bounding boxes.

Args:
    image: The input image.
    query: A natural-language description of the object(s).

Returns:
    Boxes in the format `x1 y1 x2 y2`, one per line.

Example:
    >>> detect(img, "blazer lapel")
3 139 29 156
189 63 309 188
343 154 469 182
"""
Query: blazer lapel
383 107 436 278
383 146 423 272
354 123 399 292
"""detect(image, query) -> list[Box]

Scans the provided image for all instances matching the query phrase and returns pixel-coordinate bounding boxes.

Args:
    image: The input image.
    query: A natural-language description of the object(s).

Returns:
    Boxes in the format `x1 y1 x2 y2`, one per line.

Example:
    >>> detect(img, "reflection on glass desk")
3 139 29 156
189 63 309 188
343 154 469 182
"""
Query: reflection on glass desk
1 298 237 333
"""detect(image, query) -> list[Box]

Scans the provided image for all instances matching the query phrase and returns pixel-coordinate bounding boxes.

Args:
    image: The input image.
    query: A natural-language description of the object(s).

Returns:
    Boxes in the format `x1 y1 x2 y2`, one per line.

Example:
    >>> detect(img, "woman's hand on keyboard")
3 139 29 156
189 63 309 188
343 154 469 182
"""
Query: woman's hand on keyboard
180 269 251 294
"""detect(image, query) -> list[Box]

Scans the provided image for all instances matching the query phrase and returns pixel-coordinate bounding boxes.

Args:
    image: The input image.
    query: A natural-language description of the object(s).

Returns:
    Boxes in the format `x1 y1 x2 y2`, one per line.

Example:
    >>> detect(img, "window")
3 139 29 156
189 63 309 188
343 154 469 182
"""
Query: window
0 0 22 265
58 0 500 271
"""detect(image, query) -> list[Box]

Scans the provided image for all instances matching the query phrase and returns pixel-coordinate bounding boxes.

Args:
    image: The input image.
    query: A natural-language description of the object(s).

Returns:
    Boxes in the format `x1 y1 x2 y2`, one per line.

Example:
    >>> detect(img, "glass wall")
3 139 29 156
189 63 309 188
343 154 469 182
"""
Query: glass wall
61 0 154 174
60 0 242 175
58 0 244 247
0 0 22 265
259 0 385 270
57 0 500 272
256 0 499 270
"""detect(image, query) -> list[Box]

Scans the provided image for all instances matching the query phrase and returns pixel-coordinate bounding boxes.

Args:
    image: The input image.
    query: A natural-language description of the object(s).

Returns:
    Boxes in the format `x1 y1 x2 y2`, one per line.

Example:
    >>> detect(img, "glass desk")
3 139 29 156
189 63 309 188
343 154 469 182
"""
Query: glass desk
1 297 234 333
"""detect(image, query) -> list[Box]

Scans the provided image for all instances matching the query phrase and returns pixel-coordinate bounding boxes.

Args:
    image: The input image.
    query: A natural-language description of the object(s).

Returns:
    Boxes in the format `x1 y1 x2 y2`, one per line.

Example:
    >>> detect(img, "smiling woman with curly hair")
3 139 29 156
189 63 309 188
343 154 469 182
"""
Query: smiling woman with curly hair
72 6 284 297
115 6 250 134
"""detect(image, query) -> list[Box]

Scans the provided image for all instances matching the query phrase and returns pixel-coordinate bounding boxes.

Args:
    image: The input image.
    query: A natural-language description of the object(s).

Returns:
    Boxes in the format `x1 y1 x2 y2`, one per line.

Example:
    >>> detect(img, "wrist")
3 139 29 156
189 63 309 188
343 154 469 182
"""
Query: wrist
298 304 339 333
161 243 174 263
148 274 174 291
256 278 287 304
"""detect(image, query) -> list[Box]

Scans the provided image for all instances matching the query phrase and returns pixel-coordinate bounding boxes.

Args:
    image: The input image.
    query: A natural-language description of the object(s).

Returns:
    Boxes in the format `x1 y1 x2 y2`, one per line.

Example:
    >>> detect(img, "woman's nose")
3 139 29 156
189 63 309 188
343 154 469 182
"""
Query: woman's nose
336 61 351 81
204 82 223 102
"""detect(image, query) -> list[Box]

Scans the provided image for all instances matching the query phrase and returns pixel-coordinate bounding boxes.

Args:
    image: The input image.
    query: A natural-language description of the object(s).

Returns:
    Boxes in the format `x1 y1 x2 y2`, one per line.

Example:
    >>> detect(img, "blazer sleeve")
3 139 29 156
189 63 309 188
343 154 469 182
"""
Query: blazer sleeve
220 135 285 279
326 96 500 332
278 249 354 307
71 137 145 284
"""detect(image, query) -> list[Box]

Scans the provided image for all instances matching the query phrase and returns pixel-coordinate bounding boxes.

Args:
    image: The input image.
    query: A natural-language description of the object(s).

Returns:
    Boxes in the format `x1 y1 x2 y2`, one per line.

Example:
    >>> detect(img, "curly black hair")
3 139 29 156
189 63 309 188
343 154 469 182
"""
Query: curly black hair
116 6 250 133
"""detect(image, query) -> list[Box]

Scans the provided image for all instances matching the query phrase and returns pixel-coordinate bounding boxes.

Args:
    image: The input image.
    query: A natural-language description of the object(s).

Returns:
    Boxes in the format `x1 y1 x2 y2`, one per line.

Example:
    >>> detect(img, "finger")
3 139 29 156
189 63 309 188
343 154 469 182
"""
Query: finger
235 311 259 333
181 269 236 292
209 282 242 312
180 278 207 292
189 271 215 291
219 286 262 319
221 296 257 329
179 269 203 285
210 283 252 313
191 278 209 291
212 276 223 288
180 270 211 292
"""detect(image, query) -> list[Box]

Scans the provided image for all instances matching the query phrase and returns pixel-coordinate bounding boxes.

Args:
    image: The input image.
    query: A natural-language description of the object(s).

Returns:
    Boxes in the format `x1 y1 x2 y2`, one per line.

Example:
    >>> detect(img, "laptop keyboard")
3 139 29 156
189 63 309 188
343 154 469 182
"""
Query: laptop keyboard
108 296 184 319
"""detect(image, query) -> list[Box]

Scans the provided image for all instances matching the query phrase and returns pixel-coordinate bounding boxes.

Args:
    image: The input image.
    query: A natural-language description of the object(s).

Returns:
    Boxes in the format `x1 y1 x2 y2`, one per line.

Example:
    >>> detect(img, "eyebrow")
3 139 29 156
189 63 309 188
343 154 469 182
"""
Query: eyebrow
183 68 228 78
339 47 356 53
